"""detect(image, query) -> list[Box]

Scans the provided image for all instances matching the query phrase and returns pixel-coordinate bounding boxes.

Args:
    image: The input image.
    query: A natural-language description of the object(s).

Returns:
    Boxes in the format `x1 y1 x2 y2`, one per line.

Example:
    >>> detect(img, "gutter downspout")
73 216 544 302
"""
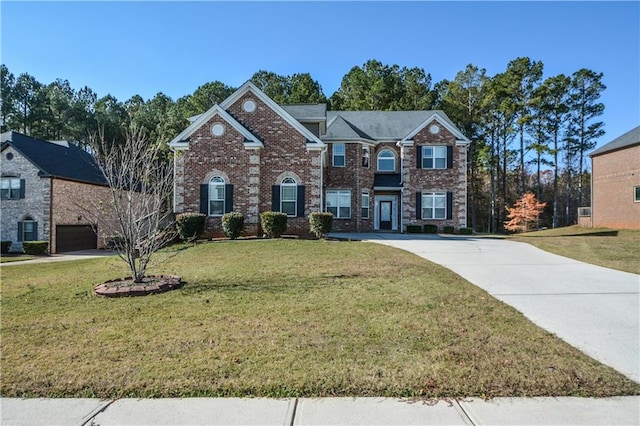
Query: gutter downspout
49 177 54 254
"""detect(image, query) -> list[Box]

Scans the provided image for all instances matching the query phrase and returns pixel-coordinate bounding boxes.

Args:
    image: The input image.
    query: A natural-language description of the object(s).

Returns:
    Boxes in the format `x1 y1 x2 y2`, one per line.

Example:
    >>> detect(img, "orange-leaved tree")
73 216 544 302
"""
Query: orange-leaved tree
504 193 547 233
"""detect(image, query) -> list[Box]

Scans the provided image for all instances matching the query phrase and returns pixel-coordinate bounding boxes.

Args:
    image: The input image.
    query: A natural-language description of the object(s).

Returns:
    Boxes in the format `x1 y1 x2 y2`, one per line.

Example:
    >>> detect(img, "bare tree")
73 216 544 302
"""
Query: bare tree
89 125 175 283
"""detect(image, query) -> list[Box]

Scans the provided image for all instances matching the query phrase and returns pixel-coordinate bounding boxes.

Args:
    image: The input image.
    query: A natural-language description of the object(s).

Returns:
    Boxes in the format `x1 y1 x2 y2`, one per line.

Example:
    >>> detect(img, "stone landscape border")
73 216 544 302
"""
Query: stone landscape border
94 275 182 297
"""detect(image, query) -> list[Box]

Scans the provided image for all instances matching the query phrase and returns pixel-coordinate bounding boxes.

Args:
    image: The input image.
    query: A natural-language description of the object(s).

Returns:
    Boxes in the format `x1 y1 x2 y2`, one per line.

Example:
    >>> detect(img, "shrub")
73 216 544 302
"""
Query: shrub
105 235 123 250
175 213 206 243
309 212 333 238
406 225 422 233
460 227 473 235
222 212 244 239
423 224 438 234
443 225 455 234
260 212 287 238
1 241 11 253
22 241 48 255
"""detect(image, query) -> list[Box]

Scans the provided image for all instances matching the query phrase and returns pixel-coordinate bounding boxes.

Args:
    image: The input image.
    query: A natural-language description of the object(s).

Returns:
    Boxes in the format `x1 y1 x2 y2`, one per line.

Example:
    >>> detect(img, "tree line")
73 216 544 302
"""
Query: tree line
0 58 605 232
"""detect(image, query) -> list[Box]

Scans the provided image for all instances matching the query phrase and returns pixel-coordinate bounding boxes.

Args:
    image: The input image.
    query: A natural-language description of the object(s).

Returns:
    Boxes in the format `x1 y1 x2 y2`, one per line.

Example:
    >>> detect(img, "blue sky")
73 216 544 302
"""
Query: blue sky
1 1 638 149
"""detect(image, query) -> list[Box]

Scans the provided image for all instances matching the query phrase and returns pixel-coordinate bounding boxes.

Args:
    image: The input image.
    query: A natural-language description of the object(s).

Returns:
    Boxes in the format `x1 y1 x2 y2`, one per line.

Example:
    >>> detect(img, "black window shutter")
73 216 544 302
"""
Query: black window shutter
447 192 453 220
224 184 234 213
416 192 422 220
17 222 23 241
416 145 422 169
447 146 453 169
199 184 208 215
34 222 38 240
297 185 305 217
272 185 280 212
19 179 26 199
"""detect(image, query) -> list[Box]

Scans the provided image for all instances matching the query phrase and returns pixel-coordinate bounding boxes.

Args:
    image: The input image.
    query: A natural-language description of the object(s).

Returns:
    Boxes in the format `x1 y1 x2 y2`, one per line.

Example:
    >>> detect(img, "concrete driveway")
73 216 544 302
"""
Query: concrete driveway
330 233 640 383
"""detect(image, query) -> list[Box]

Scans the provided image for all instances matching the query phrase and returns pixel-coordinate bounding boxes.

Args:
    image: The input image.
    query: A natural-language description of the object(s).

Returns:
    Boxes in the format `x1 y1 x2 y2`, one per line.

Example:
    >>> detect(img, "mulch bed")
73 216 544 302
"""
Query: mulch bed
94 275 182 297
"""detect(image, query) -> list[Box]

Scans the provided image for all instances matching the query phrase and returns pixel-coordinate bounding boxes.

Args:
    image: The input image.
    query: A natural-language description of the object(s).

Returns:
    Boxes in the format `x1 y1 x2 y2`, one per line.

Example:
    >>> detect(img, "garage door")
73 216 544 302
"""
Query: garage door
56 225 97 252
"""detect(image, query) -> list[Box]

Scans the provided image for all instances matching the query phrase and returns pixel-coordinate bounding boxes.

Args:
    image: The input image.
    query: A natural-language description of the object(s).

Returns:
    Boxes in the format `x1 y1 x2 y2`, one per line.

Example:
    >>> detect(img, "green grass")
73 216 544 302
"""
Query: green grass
0 254 36 263
510 226 640 274
2 240 638 398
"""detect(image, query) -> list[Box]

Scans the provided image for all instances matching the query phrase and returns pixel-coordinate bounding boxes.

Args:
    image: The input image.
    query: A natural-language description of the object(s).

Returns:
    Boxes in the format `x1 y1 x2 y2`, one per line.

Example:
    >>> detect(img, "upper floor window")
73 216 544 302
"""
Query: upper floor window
377 149 395 172
281 177 298 216
333 143 345 167
209 176 226 216
362 146 370 168
421 146 448 169
1 177 24 199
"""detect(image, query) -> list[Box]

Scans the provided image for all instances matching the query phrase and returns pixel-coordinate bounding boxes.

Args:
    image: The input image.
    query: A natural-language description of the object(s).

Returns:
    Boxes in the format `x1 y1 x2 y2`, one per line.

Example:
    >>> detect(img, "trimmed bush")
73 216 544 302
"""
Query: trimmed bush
310 212 333 238
406 225 422 233
222 212 244 239
460 227 473 235
176 213 206 243
260 212 287 238
423 224 438 234
22 241 48 255
443 226 455 234
1 240 11 253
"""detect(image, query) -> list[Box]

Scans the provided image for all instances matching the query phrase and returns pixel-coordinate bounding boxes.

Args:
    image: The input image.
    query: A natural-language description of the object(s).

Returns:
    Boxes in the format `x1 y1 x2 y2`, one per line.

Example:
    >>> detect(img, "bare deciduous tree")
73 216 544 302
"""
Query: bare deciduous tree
89 126 175 283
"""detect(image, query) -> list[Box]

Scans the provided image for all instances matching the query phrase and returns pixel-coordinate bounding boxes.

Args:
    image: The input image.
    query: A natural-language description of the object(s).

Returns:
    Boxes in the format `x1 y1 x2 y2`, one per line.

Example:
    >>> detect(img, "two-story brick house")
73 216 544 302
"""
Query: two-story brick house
169 82 469 235
1 131 112 253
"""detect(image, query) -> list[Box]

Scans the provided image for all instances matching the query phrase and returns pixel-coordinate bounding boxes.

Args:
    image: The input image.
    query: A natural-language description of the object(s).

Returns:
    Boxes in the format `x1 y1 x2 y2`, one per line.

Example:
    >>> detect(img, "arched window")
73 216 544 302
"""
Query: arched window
280 177 297 216
377 149 395 172
208 176 225 215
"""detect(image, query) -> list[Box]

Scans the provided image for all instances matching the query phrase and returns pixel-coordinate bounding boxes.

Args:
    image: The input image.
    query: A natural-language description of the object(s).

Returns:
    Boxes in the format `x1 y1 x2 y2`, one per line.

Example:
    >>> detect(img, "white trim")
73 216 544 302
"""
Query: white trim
220 81 325 148
401 111 471 144
168 104 263 149
374 194 399 231
326 189 352 219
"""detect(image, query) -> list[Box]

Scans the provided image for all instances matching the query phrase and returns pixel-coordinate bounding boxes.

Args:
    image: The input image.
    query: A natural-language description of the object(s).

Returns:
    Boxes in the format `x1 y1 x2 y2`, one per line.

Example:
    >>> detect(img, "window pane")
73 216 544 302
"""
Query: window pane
326 193 337 207
435 196 446 208
435 146 447 157
334 144 345 154
339 192 350 207
327 206 338 216
339 207 350 218
333 156 345 167
210 200 224 215
635 186 640 202
423 147 433 157
379 158 394 171
435 158 446 169
422 207 432 219
361 207 369 219
1 179 9 190
282 201 296 216
282 186 296 201
435 208 446 219
422 158 433 169
423 195 434 208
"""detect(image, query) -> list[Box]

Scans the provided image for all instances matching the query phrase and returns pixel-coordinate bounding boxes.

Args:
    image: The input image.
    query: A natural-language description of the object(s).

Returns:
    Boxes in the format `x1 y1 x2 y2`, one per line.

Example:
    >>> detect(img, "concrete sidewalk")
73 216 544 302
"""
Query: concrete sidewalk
330 233 640 383
2 396 639 425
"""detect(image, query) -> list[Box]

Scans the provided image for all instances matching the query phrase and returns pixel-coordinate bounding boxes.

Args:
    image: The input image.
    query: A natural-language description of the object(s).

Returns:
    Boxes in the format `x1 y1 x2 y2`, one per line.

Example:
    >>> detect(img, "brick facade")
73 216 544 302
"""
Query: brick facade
0 146 51 251
171 83 469 235
591 144 640 229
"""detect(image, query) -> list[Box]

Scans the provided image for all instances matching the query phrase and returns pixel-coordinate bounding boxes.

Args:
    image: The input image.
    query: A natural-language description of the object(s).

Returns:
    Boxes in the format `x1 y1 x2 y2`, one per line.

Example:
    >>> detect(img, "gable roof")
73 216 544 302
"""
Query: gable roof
324 110 470 144
1 131 107 185
169 105 263 150
589 125 640 157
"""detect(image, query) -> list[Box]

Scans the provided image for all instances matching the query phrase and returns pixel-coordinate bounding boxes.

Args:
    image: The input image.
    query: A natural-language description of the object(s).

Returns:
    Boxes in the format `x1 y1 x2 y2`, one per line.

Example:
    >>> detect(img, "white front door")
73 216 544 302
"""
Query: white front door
374 194 399 231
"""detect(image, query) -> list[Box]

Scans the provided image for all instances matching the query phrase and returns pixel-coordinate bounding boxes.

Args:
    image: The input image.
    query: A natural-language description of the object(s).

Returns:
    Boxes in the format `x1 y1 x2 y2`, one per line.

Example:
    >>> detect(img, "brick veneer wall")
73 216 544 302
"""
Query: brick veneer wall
0 146 51 252
591 144 640 229
324 142 376 232
402 121 467 231
50 179 117 252
178 92 322 237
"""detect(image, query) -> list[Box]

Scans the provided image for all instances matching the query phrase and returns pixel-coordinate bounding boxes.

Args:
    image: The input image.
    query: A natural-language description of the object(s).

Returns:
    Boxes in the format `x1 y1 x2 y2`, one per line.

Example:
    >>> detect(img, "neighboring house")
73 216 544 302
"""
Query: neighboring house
1 131 113 253
588 125 640 229
169 82 470 235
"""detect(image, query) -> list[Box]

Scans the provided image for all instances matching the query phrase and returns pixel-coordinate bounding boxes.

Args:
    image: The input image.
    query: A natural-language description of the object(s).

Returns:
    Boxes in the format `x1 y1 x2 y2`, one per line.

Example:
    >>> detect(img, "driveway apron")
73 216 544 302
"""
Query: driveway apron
331 233 640 383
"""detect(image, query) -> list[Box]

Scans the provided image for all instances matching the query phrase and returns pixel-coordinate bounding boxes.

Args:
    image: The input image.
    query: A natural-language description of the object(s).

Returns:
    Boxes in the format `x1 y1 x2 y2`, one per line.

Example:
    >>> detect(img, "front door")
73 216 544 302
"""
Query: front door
380 201 392 230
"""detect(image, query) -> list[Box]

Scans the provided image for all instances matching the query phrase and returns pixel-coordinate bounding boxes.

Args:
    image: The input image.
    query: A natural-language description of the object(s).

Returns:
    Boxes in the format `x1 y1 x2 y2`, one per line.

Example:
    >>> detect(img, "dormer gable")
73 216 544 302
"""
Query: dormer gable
399 111 471 147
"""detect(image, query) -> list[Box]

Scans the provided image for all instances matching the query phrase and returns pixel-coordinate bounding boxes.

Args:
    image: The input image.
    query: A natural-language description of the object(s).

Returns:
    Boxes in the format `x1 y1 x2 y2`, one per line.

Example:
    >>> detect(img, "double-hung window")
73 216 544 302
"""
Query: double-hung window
326 190 351 219
422 146 447 169
422 192 447 219
1 177 22 199
209 176 225 215
333 143 345 167
281 177 297 216
361 192 370 219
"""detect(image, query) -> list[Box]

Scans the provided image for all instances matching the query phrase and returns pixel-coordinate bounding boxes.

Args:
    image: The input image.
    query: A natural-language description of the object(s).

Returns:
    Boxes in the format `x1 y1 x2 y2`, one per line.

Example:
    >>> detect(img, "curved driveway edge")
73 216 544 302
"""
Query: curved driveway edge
329 233 640 383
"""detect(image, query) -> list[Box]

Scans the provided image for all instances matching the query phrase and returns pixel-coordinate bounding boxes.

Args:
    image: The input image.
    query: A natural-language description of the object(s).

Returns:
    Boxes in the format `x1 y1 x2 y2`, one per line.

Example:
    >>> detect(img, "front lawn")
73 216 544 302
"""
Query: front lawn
510 226 640 274
2 240 638 398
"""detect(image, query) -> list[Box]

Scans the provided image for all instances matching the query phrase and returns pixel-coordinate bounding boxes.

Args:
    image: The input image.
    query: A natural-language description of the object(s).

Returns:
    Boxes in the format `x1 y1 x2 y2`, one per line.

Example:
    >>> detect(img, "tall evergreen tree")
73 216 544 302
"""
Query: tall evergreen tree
1 65 15 132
